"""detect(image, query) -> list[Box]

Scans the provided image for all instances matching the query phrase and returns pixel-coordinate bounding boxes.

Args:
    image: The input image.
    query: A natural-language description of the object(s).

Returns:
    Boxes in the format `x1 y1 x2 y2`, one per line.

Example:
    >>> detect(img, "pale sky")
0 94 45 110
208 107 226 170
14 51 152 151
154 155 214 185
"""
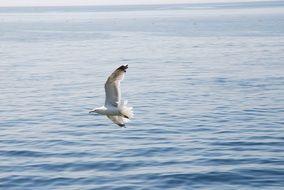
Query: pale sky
0 0 267 7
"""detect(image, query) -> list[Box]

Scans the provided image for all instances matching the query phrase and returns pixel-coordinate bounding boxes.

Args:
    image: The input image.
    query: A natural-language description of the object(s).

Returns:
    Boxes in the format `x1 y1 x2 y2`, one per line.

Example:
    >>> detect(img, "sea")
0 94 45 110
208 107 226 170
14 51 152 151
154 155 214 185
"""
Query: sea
0 1 284 189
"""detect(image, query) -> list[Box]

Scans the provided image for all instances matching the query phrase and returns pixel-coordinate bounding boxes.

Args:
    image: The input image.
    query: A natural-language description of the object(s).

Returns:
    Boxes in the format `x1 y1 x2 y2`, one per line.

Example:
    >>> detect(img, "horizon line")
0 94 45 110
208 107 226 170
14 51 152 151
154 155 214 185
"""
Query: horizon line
0 0 274 8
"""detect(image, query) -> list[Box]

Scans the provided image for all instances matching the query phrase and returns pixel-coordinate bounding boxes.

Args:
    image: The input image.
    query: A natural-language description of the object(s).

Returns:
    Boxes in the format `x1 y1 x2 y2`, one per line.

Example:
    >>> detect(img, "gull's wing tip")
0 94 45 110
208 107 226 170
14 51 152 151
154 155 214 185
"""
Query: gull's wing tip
117 64 128 72
118 124 126 128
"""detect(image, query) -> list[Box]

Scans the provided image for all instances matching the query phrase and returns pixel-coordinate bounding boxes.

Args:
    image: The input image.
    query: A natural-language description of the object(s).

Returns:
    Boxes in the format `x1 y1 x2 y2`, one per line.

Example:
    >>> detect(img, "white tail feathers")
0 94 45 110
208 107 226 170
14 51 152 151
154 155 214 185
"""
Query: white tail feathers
119 100 134 119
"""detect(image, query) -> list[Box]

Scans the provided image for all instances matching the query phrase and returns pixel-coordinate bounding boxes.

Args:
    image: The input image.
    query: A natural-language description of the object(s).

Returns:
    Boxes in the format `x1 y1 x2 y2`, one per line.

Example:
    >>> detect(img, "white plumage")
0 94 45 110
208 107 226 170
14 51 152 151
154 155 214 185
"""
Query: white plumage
90 64 134 127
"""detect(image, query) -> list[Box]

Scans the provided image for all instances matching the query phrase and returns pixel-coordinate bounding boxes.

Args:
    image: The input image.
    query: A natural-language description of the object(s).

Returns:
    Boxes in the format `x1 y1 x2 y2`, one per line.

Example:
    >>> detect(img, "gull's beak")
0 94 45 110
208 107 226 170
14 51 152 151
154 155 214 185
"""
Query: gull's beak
89 109 96 113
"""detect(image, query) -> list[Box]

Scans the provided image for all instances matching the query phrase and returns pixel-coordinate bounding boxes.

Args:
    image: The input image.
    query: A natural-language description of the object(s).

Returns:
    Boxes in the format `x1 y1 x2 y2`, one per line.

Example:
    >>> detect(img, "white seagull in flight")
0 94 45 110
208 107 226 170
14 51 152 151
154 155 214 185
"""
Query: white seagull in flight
89 65 134 127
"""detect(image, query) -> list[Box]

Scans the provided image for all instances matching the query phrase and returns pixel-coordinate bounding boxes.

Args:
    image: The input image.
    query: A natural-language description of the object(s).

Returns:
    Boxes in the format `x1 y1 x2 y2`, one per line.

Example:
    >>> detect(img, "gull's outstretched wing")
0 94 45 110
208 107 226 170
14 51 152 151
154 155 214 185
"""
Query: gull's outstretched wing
107 115 129 127
104 64 128 107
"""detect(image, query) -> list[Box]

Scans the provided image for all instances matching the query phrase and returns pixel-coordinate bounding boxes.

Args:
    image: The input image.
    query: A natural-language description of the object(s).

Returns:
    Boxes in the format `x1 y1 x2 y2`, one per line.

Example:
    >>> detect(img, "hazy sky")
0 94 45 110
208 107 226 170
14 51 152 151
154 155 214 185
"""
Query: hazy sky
0 0 267 7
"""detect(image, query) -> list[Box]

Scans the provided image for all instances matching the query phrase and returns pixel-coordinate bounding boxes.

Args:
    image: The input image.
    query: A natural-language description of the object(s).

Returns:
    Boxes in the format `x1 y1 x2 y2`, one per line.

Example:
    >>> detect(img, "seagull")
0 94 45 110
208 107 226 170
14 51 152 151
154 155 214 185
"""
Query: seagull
89 64 134 127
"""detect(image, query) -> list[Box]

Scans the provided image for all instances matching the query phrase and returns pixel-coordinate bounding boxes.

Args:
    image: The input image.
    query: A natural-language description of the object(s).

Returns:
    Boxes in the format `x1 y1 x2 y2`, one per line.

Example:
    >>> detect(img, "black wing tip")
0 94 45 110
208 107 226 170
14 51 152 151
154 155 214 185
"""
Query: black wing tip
118 124 126 128
117 64 128 72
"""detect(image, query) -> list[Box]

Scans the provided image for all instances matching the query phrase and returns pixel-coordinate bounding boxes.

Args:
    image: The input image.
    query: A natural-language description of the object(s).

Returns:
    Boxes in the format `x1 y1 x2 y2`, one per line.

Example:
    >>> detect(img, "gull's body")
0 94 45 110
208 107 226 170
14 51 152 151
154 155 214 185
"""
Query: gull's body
90 65 134 127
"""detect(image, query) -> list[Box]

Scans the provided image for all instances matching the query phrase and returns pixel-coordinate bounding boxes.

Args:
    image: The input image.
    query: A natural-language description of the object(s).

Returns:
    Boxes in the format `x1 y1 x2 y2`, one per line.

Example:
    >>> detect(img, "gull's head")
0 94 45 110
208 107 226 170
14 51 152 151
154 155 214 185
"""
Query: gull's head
89 108 98 114
89 107 106 114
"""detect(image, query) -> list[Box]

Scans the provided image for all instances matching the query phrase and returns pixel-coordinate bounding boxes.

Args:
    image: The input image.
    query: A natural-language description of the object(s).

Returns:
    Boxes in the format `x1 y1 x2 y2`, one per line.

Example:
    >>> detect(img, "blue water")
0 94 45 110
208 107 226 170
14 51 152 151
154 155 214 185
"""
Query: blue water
1 1 284 189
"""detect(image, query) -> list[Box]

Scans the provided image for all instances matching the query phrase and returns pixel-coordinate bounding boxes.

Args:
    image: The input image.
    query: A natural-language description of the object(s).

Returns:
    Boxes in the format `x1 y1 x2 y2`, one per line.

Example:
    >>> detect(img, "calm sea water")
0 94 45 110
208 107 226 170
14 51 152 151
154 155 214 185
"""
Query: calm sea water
1 1 284 189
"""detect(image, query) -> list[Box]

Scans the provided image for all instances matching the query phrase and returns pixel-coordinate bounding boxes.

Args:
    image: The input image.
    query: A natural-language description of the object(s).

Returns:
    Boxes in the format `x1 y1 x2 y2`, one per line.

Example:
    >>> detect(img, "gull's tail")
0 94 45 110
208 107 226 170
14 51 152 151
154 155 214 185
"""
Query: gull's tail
119 100 134 119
